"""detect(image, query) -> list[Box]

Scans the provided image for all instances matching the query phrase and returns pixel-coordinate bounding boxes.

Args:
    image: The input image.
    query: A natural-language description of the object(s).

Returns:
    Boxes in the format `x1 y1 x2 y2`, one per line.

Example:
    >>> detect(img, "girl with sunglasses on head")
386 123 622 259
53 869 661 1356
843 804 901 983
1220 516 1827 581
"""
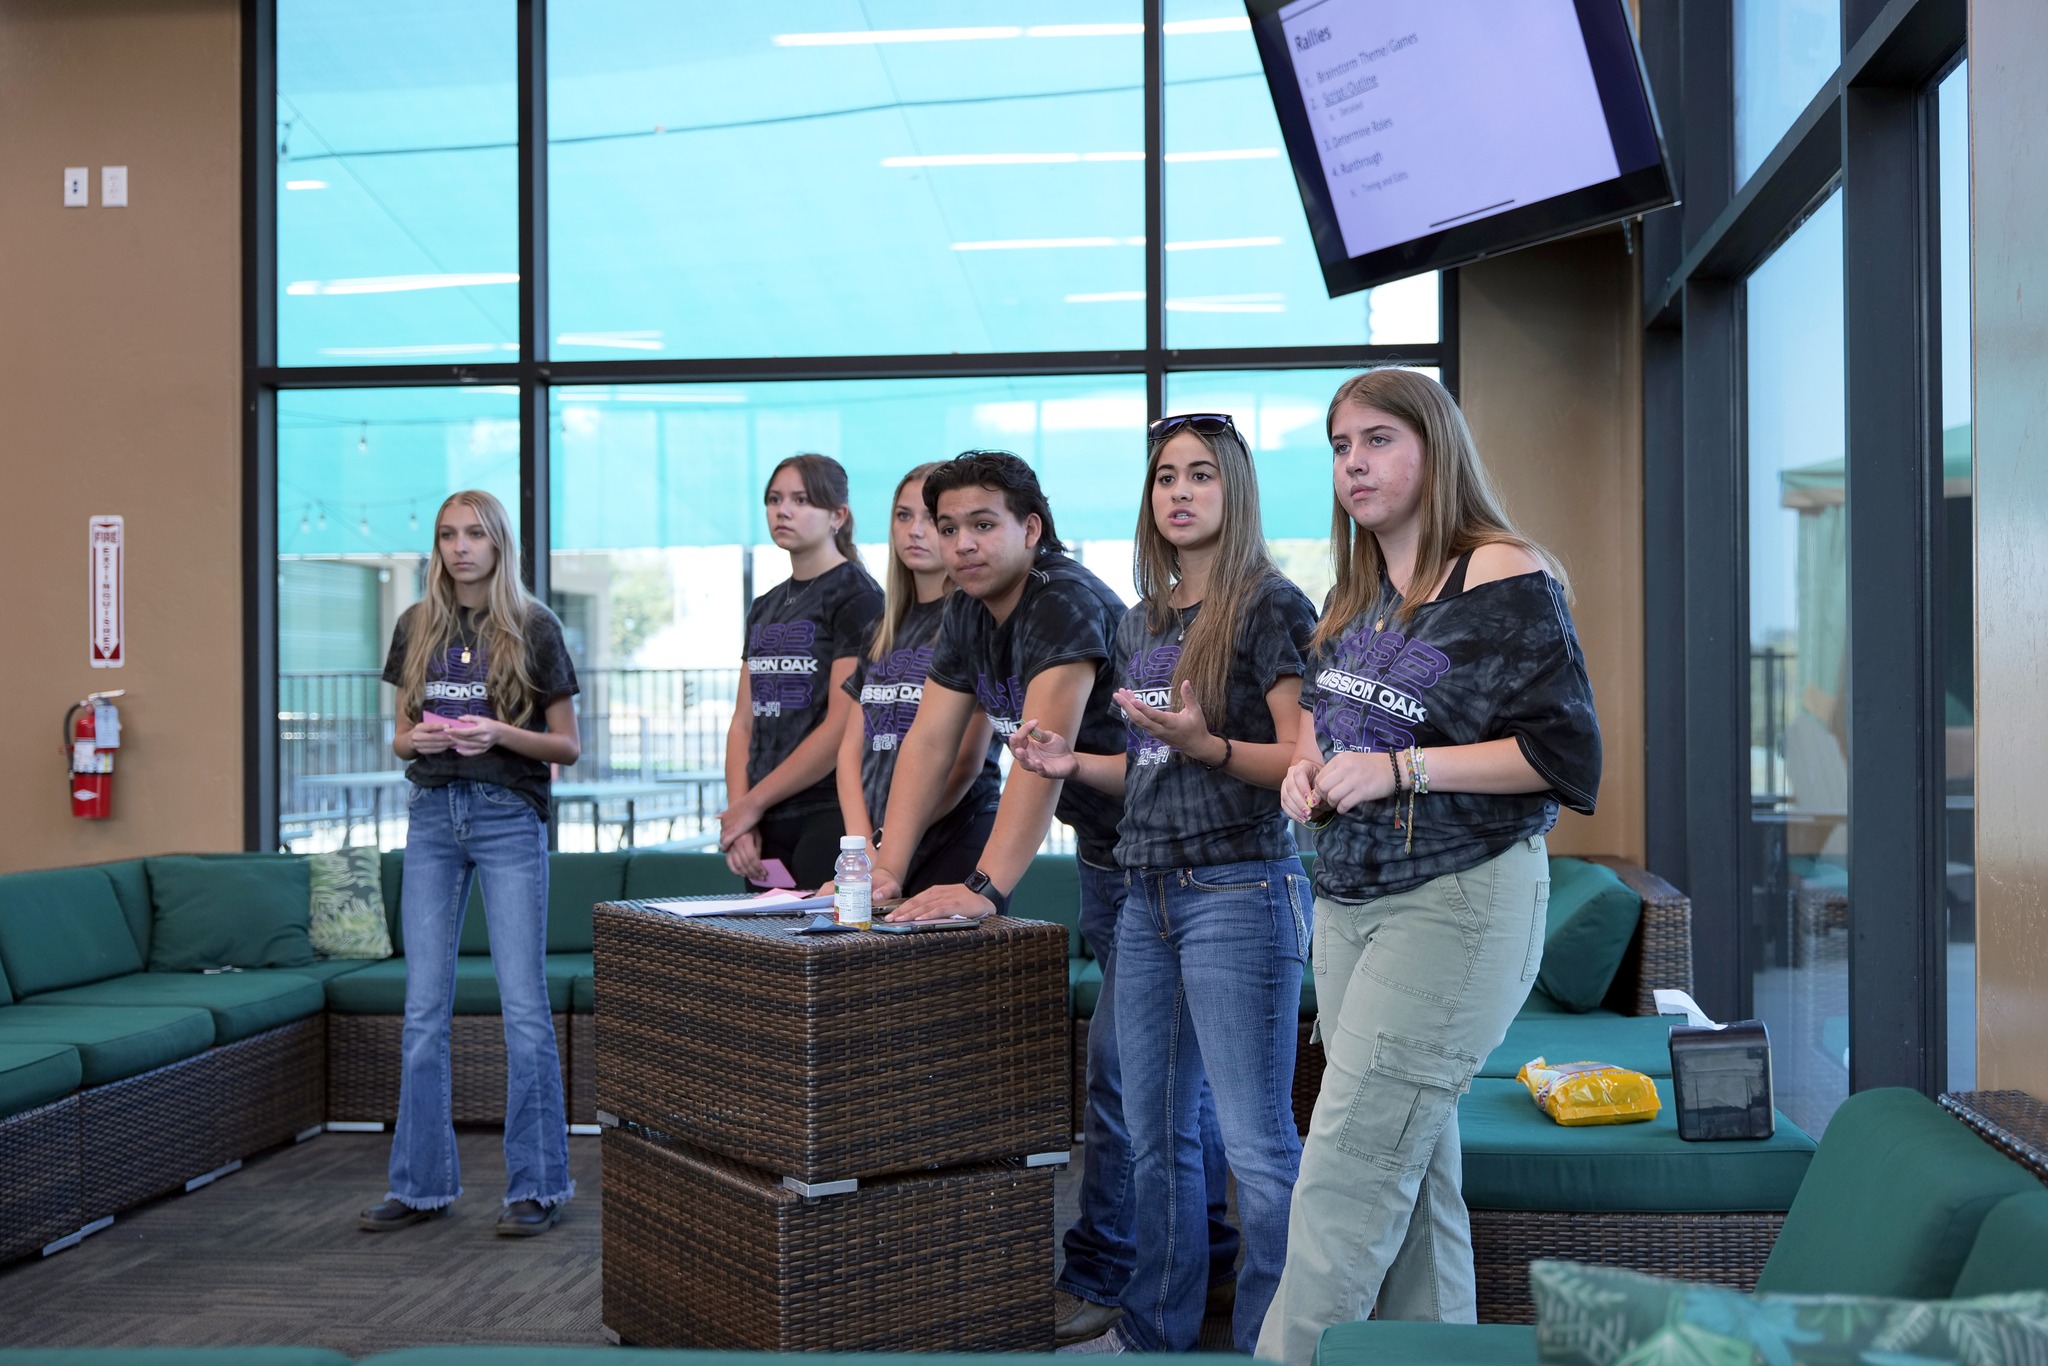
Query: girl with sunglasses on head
360 489 580 1238
1011 412 1318 1355
1255 370 1600 1364
721 454 883 891
834 464 1003 897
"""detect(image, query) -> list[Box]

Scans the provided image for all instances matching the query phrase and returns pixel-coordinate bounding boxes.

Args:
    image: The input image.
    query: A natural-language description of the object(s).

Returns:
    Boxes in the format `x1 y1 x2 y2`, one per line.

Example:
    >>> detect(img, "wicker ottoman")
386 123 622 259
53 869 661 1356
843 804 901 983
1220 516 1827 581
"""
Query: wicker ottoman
602 1124 1054 1350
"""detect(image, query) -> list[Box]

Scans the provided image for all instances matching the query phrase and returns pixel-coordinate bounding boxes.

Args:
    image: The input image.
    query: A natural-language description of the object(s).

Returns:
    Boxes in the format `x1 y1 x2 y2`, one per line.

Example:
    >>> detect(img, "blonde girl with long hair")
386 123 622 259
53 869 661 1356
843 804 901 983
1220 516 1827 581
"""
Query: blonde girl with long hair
360 489 581 1239
1257 370 1601 1362
720 454 883 890
1010 413 1319 1353
833 464 1002 897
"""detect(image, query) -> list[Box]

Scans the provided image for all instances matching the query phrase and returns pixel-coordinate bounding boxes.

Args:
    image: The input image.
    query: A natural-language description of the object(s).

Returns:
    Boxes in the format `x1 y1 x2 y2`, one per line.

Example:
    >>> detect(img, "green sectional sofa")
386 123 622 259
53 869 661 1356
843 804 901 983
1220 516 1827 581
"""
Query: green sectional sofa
1314 1087 2048 1363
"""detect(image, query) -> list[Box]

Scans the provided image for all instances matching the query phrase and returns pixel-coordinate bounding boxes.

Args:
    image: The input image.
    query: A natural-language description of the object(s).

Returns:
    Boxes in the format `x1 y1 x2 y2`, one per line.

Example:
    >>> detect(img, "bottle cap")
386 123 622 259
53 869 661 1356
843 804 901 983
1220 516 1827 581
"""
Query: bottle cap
840 835 867 851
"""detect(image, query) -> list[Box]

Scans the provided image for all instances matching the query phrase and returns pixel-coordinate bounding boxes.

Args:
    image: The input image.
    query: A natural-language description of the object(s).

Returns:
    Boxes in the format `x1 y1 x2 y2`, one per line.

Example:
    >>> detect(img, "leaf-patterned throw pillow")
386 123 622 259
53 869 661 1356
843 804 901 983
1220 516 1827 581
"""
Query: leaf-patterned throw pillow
1531 1259 2048 1365
307 847 393 960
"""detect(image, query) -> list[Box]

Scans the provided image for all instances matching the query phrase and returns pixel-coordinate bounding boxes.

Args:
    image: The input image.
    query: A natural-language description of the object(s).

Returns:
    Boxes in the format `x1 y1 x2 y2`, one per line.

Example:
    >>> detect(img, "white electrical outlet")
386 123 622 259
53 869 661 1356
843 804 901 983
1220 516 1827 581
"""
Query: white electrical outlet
64 167 89 207
101 166 128 207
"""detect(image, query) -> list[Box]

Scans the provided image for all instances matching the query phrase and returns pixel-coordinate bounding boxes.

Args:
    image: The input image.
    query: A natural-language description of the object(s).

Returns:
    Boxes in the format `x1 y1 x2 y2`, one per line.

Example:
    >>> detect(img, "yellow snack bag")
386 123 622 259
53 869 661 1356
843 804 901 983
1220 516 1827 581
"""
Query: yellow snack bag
1516 1057 1662 1126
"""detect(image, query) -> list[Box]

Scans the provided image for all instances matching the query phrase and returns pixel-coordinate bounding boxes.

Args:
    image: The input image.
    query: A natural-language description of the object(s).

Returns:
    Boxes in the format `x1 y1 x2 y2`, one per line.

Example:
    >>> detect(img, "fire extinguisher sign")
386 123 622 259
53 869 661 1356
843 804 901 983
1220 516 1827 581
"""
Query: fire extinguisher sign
89 515 124 668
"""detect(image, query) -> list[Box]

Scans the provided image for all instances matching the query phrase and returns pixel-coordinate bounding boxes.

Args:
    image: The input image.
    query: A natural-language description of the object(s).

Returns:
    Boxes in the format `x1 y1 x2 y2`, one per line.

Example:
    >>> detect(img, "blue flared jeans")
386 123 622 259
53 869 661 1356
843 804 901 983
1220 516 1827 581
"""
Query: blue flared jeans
1117 858 1312 1353
387 780 573 1211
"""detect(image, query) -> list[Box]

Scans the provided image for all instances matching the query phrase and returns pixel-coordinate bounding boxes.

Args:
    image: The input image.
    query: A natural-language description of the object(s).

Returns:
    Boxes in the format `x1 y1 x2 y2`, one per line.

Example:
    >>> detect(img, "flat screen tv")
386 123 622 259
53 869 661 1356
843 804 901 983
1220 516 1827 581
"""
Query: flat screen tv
1244 0 1674 296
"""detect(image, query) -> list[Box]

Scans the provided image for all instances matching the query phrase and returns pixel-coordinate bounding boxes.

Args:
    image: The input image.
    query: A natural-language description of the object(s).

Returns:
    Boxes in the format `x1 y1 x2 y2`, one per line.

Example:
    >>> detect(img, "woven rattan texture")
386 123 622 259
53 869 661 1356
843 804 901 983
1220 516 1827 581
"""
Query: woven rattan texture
1590 858 1694 1017
594 904 1068 1181
80 1052 227 1215
327 1013 571 1124
602 1126 1053 1350
1942 1089 2048 1184
0 1097 81 1262
570 1013 597 1124
1471 1209 1784 1323
216 1017 326 1156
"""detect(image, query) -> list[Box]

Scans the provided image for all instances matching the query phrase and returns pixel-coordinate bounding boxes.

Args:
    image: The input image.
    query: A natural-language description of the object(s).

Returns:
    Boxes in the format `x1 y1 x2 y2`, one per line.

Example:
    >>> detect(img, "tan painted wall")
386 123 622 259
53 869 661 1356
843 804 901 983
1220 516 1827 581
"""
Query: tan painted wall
0 0 244 874
1459 230 1647 864
1969 0 2048 1095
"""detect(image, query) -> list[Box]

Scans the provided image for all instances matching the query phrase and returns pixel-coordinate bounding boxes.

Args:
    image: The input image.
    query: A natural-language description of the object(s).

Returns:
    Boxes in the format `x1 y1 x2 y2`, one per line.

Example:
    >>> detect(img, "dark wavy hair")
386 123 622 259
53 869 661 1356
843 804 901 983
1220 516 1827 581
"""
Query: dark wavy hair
920 450 1066 555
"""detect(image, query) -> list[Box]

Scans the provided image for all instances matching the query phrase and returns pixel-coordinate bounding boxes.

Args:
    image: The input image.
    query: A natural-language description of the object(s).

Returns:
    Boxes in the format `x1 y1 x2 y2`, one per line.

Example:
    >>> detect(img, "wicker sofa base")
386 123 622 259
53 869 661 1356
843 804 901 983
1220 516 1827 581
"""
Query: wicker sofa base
570 1013 596 1125
216 1017 326 1156
1471 1208 1785 1323
79 1051 230 1216
0 1097 82 1262
327 1012 572 1124
602 1125 1054 1351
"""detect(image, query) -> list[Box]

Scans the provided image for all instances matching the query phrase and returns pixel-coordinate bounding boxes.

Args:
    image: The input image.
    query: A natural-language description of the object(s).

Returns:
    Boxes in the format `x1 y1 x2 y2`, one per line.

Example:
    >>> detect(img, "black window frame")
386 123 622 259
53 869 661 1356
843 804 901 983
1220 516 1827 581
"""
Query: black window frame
1639 0 1965 1097
240 0 1457 849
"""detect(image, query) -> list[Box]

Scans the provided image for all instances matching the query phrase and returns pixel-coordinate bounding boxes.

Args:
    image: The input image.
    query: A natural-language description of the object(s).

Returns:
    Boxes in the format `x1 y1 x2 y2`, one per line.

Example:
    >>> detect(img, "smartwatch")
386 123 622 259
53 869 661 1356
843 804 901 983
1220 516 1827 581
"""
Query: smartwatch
964 868 1011 916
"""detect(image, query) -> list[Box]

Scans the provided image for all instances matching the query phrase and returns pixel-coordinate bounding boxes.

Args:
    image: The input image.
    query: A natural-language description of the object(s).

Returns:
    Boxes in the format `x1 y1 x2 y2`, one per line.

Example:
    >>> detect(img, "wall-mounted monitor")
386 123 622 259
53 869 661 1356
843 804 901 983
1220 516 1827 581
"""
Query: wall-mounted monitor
1244 0 1674 296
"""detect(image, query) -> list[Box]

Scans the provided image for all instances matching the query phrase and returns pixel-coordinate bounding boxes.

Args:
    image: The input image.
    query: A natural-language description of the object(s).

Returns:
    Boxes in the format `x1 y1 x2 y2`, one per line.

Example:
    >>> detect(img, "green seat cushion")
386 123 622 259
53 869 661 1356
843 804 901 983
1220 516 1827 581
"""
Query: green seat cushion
1533 857 1641 1012
0 1041 82 1118
0 866 145 997
1954 1191 2048 1297
0 1352 355 1365
307 847 393 960
324 956 575 1014
1071 958 1102 1018
1457 1077 1815 1213
1479 1011 1675 1078
570 972 595 1012
284 958 381 984
26 970 326 1044
549 953 591 1011
0 1004 214 1085
1757 1086 2047 1297
99 857 154 962
1317 1320 1534 1366
146 854 314 971
544 854 629 953
622 851 744 902
1013 855 1084 957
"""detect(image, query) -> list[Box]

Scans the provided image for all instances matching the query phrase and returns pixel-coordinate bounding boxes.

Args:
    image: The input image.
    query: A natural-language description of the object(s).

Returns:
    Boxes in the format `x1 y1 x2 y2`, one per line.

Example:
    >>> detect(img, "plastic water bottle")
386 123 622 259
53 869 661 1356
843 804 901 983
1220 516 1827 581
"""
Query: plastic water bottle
833 836 872 928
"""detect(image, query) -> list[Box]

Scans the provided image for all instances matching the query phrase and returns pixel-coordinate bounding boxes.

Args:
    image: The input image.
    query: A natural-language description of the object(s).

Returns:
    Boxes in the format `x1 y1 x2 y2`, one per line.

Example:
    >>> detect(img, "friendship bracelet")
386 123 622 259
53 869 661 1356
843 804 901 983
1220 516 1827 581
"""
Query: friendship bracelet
1387 748 1406 794
1409 747 1430 795
1200 736 1234 772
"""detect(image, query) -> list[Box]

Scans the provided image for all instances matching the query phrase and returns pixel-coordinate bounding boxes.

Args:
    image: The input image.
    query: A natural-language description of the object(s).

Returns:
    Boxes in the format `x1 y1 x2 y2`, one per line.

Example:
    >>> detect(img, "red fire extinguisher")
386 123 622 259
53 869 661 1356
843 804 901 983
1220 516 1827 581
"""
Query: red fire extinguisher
64 690 125 820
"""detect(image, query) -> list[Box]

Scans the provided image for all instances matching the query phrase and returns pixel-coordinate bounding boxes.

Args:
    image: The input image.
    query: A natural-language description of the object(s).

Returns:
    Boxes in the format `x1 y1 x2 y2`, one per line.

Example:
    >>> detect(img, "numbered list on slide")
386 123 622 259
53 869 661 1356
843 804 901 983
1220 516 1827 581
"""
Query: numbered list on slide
1278 0 1621 260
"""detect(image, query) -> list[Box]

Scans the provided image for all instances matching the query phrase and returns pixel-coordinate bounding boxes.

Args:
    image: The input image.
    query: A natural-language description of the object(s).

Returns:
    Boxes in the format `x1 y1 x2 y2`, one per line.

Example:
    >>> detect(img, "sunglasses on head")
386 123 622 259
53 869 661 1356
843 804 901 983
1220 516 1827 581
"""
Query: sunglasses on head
1148 413 1240 442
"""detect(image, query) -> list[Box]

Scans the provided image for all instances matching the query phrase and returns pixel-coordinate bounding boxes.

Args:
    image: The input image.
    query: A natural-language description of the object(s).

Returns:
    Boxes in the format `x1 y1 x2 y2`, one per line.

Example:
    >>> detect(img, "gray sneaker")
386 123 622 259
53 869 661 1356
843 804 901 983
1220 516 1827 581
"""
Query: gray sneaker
1054 1290 1124 1347
1059 1327 1130 1355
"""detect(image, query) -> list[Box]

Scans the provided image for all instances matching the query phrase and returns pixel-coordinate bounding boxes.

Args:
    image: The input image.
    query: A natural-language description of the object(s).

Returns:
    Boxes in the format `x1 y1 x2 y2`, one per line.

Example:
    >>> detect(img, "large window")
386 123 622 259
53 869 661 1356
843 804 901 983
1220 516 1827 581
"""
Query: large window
1733 0 1840 185
256 2 1450 853
1937 60 1974 1091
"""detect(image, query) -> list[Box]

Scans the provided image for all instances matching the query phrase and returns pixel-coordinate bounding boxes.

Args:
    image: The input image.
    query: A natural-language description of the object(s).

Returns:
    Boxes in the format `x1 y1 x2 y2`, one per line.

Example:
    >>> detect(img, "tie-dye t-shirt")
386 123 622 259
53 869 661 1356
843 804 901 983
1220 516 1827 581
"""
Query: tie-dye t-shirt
381 602 580 818
1300 570 1600 902
1113 577 1318 869
742 559 884 818
841 594 1001 858
926 552 1127 866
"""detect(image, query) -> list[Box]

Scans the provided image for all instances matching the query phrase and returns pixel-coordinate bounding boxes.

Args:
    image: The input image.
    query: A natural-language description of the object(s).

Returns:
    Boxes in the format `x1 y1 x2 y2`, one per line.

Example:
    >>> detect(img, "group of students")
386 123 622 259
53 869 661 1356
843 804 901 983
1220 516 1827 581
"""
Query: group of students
357 367 1602 1366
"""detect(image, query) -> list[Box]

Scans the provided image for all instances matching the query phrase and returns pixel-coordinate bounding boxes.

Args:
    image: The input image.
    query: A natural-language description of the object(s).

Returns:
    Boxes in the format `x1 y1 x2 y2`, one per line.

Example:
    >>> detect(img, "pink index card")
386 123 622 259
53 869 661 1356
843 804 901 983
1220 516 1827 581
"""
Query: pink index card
756 858 798 890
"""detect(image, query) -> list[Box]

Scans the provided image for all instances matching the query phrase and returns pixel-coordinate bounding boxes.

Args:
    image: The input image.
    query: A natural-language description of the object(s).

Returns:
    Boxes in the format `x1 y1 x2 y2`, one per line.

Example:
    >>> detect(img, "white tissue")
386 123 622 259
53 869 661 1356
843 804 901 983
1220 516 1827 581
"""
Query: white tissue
1653 988 1723 1030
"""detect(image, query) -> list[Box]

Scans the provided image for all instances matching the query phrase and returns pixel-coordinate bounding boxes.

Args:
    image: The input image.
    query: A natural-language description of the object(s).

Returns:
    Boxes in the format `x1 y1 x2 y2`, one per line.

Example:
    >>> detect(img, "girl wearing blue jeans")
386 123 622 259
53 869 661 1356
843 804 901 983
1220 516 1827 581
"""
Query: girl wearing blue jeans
1012 414 1318 1353
359 489 582 1238
1258 370 1600 1364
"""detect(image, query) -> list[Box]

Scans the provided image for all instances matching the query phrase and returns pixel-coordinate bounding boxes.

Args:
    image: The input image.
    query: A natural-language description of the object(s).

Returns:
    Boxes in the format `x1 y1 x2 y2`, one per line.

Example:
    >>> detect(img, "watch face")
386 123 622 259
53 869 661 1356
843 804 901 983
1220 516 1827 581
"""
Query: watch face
966 870 992 896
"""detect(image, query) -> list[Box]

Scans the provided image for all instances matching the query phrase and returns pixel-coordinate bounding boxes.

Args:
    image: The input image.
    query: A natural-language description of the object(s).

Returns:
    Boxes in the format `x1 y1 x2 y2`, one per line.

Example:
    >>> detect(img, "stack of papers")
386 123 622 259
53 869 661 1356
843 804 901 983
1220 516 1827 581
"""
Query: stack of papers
639 889 835 918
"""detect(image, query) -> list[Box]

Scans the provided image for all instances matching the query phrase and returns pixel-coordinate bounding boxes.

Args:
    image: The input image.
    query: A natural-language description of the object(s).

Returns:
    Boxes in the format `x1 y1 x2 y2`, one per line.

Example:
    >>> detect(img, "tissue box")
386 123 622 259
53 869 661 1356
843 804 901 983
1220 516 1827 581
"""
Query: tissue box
1667 1019 1775 1141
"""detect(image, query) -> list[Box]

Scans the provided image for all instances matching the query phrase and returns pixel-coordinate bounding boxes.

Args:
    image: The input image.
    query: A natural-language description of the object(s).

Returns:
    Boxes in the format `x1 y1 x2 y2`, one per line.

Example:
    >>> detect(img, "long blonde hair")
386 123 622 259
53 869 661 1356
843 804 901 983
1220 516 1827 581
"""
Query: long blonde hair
870 463 951 662
396 490 541 727
1133 420 1283 728
1312 369 1564 653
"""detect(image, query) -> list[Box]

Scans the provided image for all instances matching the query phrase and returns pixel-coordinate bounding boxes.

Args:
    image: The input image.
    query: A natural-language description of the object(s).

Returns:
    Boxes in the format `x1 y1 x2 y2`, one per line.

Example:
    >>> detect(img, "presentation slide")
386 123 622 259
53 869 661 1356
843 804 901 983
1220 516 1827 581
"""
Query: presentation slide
1276 0 1623 261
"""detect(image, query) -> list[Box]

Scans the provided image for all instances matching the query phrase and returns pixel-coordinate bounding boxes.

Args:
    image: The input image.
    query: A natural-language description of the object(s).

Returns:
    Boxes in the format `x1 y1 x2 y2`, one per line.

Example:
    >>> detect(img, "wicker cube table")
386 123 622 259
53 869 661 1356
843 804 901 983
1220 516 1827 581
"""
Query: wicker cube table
591 902 1070 1349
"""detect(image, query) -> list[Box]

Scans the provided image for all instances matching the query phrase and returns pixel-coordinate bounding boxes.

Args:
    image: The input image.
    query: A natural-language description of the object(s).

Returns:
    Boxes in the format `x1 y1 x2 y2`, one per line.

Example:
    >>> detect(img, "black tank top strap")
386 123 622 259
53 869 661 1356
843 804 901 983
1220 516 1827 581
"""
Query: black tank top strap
1438 548 1476 601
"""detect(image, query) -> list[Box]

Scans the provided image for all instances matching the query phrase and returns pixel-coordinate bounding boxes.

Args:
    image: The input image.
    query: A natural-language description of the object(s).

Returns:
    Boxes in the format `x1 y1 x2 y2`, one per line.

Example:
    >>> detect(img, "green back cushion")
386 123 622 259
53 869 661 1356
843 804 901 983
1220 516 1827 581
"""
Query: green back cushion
1758 1087 2046 1296
307 848 394 959
0 950 10 1007
380 849 407 948
1953 1191 2048 1298
544 854 629 953
146 854 316 971
1531 1260 2048 1364
99 858 154 961
1534 857 1641 1012
0 866 144 997
1012 855 1084 958
622 851 744 901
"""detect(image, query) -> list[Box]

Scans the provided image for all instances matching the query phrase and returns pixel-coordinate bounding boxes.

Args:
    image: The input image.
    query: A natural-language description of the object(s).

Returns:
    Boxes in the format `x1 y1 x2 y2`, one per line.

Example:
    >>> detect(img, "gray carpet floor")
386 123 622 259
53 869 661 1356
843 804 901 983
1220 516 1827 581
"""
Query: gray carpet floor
0 1130 1236 1354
